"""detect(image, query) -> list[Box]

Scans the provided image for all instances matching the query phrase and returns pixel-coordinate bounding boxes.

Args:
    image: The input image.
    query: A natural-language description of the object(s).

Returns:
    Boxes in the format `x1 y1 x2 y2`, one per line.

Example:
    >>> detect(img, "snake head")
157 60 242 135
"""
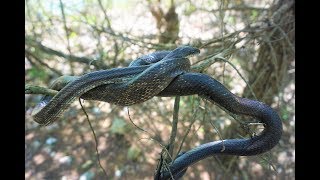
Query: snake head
164 46 200 59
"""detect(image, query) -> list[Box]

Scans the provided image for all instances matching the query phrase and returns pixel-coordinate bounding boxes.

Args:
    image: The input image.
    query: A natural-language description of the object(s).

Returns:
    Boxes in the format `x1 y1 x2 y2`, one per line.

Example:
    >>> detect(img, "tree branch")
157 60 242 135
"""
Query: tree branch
199 5 268 13
25 50 63 76
167 96 180 158
25 84 58 96
25 38 108 69
59 0 75 74
97 0 120 64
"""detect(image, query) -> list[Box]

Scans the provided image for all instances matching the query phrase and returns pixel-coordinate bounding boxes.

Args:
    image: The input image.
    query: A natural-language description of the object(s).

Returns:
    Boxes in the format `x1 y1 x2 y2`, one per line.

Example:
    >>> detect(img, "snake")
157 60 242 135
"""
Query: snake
31 46 282 179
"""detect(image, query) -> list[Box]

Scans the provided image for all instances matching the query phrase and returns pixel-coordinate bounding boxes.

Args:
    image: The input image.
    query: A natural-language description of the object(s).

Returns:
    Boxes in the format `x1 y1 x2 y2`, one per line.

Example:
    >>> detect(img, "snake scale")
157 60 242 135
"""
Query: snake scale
31 46 282 179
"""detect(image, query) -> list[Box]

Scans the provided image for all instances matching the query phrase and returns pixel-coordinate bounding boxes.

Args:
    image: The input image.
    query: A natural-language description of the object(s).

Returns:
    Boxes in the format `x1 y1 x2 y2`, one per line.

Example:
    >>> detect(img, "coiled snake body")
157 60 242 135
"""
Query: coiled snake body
32 46 282 179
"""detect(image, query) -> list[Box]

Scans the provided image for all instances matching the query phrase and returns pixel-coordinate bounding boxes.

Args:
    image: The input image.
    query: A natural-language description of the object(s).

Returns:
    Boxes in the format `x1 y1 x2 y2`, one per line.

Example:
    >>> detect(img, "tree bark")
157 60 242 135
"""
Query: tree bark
149 0 180 44
243 0 295 105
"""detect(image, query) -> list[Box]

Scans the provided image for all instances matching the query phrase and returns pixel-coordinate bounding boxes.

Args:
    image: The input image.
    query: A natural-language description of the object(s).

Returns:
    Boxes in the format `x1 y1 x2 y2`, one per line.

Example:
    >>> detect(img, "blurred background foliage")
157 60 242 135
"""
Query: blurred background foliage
25 0 295 179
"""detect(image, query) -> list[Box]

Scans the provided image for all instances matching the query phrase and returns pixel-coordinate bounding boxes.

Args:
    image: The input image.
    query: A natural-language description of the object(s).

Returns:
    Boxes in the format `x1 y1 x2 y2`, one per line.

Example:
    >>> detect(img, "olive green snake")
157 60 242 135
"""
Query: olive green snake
31 46 282 179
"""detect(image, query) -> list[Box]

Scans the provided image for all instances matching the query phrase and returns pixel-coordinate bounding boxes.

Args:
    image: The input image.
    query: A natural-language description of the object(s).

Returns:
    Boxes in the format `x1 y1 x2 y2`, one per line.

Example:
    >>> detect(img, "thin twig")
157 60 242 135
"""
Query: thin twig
59 0 74 74
199 5 268 13
176 107 199 158
272 22 295 54
259 154 278 173
162 159 175 180
127 107 151 135
78 98 108 178
97 0 120 63
97 0 113 31
25 50 63 76
215 56 258 100
209 121 225 152
192 46 258 100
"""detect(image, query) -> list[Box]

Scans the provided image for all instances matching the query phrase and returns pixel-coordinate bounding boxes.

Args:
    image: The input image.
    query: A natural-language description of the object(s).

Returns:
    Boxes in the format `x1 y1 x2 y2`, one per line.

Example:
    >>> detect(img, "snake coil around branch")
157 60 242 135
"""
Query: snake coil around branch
30 46 282 179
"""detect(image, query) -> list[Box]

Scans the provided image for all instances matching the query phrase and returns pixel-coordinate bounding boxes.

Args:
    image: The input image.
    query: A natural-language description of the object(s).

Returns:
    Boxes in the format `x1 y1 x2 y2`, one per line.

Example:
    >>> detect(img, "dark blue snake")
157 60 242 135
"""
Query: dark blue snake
31 46 282 179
